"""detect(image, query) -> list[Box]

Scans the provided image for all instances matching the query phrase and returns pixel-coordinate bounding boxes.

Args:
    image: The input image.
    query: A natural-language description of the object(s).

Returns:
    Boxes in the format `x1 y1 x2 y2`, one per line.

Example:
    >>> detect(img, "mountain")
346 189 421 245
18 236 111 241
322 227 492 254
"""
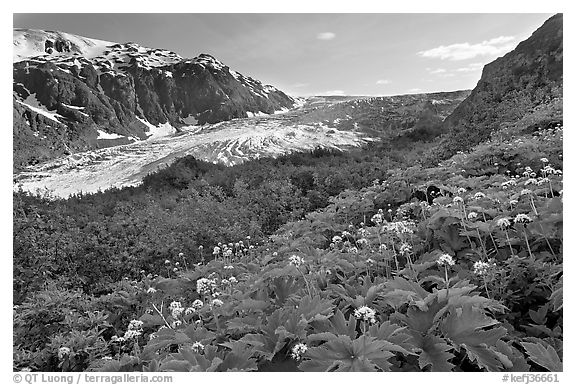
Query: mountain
435 13 563 159
13 29 298 169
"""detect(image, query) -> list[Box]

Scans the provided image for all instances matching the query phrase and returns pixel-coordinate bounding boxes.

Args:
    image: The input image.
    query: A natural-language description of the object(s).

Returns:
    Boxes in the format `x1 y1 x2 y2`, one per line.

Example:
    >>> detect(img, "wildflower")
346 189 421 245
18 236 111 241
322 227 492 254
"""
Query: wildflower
514 214 532 224
169 301 182 311
537 178 550 186
453 196 464 204
146 287 157 294
399 243 412 254
332 235 343 243
124 329 142 340
223 265 234 270
290 343 308 360
524 178 537 186
58 347 71 360
473 261 494 276
289 255 305 267
467 212 478 220
221 279 230 286
199 245 204 250
354 306 377 324
173 267 178 272
371 209 384 225
102 356 113 360
348 247 359 253
246 236 251 240
213 246 221 255
357 238 368 247
540 158 549 163
178 252 184 257
379 244 387 252
164 260 170 264
197 278 215 295
171 320 182 328
366 258 375 265
437 253 455 267
474 192 486 199
520 189 533 196
341 231 352 238
210 299 224 308
20 368 32 372
530 172 537 178
509 199 519 206
185 307 195 316
525 166 533 173
457 187 466 194
229 276 238 284
194 320 202 327
496 217 511 229
191 341 205 354
128 320 143 331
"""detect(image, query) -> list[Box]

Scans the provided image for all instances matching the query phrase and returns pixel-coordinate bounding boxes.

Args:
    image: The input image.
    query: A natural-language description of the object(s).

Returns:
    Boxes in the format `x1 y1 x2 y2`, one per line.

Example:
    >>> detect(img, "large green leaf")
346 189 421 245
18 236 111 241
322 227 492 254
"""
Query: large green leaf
410 333 455 372
440 305 508 371
299 335 395 372
520 341 562 372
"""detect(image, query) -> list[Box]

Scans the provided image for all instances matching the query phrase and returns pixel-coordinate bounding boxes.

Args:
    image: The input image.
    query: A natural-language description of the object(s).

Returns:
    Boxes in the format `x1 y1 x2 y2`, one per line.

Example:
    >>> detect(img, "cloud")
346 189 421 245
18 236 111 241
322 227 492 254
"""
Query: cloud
375 79 391 85
428 68 447 75
317 32 336 40
406 88 422 94
455 62 485 73
291 83 309 88
418 36 517 60
316 90 345 96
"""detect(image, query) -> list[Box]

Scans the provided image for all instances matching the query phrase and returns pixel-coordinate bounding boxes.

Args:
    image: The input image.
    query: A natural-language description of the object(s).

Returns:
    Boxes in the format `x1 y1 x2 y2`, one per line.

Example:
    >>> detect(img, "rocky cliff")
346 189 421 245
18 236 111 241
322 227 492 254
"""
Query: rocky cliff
437 13 563 158
13 29 297 169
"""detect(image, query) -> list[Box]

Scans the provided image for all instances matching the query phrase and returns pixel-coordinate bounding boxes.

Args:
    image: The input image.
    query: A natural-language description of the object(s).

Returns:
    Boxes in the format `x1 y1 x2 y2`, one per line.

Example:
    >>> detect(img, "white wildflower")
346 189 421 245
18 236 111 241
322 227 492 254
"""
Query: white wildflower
128 320 143 331
514 213 532 224
437 253 455 267
290 343 308 360
210 299 224 308
146 287 157 294
58 347 70 360
354 306 377 324
289 255 305 267
191 341 205 354
474 192 486 199
467 212 478 220
496 217 511 229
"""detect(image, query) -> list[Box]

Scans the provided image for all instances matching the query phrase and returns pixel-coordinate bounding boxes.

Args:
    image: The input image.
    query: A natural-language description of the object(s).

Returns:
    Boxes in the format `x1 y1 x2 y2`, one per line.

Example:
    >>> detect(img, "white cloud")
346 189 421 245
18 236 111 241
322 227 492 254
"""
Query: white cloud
418 36 517 60
317 32 336 40
376 79 391 85
316 90 345 96
455 62 485 73
428 68 447 74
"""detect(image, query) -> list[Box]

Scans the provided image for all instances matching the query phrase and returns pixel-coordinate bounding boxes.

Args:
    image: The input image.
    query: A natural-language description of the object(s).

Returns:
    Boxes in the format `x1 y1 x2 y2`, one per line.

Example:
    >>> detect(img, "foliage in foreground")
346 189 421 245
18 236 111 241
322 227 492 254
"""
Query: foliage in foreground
13 123 562 372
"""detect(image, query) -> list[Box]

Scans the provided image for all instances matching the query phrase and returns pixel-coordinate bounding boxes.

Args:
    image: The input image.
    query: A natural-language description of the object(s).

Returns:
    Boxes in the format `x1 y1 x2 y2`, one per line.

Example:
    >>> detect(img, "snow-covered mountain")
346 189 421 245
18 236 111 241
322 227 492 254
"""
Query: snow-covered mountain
13 29 298 168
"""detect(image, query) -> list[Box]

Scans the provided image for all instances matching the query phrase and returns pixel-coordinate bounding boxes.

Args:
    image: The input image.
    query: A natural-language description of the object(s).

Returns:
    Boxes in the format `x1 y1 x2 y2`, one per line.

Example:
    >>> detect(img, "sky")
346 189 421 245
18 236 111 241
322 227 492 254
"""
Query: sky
13 13 556 97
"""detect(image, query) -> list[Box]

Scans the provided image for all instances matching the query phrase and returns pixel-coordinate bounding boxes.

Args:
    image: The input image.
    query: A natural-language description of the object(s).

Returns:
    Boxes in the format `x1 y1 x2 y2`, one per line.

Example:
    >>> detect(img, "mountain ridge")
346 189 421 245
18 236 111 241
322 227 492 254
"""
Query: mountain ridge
13 28 298 169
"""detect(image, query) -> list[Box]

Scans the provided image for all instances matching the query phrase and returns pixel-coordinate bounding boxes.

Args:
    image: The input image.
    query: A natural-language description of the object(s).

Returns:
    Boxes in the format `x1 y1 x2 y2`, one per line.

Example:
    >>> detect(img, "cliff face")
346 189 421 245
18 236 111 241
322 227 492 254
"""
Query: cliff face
438 14 563 157
13 30 296 169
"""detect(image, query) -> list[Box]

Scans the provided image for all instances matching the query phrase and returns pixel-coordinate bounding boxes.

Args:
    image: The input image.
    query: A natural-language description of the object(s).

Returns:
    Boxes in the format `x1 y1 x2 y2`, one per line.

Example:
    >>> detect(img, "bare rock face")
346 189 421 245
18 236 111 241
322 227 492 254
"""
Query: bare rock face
13 30 296 169
437 14 563 158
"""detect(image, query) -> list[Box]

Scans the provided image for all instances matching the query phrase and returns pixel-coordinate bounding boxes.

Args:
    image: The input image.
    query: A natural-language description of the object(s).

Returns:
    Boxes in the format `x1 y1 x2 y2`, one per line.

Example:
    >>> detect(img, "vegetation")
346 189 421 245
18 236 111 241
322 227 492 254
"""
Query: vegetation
13 109 562 371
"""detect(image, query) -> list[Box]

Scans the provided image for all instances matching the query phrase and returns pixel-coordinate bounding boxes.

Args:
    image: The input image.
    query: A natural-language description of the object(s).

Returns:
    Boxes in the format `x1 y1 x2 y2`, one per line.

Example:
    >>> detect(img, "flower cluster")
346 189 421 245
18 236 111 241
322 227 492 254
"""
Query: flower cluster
382 220 416 234
514 213 533 224
289 255 305 267
191 341 205 354
496 217 511 229
58 347 70 360
437 253 455 267
371 209 385 225
196 278 217 296
354 306 377 324
473 260 496 276
169 301 184 318
290 343 308 360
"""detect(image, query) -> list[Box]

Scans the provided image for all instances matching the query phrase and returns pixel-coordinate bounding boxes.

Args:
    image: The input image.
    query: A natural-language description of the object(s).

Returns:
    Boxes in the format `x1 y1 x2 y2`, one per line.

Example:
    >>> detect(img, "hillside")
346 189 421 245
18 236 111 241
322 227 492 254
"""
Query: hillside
434 14 563 160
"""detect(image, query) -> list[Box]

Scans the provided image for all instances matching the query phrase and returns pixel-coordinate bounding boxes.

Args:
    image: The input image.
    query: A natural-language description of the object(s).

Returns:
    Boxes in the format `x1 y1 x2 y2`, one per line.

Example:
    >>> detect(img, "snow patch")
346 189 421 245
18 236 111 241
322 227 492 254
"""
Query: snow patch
97 130 124 140
135 116 177 139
